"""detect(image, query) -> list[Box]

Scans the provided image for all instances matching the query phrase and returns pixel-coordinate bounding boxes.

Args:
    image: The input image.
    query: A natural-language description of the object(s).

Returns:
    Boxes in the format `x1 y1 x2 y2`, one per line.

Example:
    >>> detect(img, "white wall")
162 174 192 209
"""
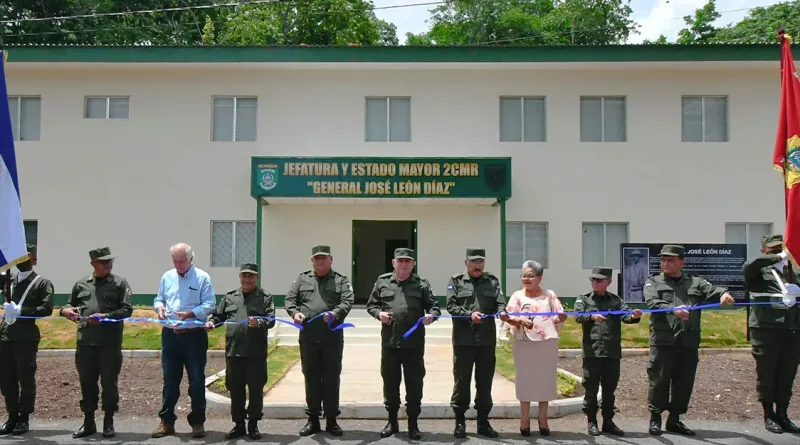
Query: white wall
4 63 784 298
261 204 501 297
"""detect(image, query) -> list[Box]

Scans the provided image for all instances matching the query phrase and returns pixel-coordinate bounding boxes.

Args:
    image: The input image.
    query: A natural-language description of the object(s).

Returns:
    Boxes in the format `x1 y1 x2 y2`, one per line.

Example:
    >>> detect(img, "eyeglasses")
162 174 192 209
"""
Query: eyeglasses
521 274 537 280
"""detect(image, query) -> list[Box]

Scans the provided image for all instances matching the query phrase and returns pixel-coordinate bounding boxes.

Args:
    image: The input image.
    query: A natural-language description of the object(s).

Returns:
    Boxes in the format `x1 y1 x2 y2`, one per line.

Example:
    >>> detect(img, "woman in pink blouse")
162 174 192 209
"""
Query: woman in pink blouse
504 260 567 436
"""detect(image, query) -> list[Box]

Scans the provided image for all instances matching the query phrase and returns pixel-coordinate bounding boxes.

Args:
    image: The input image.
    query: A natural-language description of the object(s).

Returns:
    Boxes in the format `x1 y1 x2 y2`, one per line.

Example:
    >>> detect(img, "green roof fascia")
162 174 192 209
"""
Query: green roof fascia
1 44 783 64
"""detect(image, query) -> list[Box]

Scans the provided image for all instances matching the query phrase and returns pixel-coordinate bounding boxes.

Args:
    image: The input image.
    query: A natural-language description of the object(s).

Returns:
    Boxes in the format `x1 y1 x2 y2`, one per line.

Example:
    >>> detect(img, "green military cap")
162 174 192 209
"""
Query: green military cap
26 244 36 255
89 246 115 261
466 248 486 260
239 263 259 274
762 234 784 248
659 244 685 257
311 245 331 257
629 249 643 257
589 267 612 279
394 247 416 260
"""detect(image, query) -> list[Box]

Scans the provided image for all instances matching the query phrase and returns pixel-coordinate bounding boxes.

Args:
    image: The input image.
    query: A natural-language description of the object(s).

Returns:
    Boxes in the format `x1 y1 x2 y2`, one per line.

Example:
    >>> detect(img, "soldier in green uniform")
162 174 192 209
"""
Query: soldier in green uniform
445 248 508 438
205 263 275 440
366 247 441 440
285 245 354 437
573 267 641 437
0 244 53 436
59 247 133 439
644 244 735 436
743 234 800 434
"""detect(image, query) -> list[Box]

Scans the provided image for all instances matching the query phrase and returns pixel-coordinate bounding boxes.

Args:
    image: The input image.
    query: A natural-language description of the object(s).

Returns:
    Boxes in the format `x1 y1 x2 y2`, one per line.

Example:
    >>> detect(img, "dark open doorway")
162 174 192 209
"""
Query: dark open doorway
352 220 417 304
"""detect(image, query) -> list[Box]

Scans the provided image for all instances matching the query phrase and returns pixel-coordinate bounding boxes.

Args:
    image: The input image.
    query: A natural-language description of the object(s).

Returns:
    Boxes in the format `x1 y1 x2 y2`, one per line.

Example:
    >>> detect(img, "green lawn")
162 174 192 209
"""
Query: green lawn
556 308 749 349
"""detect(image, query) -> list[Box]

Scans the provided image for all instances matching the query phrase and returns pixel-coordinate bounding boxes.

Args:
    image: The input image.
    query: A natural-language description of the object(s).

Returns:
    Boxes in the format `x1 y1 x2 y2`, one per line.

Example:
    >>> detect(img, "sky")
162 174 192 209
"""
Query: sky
371 0 785 44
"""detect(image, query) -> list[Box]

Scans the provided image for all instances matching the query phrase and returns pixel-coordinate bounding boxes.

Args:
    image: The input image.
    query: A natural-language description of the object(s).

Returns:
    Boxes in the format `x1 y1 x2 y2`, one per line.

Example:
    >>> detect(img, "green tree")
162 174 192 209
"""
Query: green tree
405 0 638 46
217 0 398 46
676 0 720 43
642 34 668 44
713 1 800 43
0 0 225 45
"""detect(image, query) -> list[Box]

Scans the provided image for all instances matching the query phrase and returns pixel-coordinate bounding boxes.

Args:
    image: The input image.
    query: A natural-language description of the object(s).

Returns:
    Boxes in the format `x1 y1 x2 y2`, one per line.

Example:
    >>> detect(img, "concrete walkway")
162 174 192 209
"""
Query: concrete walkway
265 344 518 405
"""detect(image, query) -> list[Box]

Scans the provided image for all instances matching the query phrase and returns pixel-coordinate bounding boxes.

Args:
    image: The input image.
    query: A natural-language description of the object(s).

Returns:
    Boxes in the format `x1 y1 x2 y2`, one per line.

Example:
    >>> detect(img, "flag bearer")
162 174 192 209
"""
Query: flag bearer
573 267 641 437
205 263 275 440
445 248 508 438
743 234 800 434
60 247 133 439
0 244 53 436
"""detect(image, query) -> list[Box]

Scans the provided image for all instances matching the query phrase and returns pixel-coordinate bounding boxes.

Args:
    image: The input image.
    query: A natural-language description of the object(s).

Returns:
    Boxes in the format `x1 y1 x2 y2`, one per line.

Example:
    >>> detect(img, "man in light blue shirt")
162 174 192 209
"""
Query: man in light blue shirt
150 243 216 439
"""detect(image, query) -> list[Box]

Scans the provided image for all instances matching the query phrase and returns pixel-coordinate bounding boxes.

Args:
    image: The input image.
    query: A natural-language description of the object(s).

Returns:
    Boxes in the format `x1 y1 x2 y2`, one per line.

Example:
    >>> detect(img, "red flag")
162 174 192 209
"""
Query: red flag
774 33 800 267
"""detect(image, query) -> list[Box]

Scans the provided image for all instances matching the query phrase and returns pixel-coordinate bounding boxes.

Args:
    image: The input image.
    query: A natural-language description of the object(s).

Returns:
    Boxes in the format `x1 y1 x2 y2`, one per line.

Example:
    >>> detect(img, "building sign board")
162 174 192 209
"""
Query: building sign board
251 157 512 199
619 243 747 303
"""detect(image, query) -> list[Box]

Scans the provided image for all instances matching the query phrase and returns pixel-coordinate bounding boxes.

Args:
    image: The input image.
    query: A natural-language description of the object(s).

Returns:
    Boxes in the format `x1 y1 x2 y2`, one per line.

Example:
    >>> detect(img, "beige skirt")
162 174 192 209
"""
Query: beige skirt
512 337 558 402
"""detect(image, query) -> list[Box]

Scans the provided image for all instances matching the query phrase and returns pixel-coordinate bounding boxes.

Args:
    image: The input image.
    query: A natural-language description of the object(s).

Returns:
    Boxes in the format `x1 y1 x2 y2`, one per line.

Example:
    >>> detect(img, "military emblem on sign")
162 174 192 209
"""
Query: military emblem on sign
483 163 507 193
259 168 278 191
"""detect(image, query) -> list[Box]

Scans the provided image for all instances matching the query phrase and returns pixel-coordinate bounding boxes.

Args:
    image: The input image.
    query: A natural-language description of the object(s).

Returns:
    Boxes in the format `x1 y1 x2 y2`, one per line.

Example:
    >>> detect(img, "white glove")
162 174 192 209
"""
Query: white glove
784 283 800 307
3 302 17 324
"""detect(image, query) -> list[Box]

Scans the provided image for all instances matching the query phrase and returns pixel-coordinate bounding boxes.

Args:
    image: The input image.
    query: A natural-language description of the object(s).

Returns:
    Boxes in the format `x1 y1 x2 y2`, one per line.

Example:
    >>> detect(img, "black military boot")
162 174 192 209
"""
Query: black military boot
476 410 498 438
380 411 399 438
453 412 466 438
325 417 343 436
102 411 115 438
648 412 661 436
586 411 600 436
72 412 96 439
665 413 695 436
601 411 625 436
298 416 320 436
763 402 784 433
225 422 246 440
248 419 261 440
10 413 28 436
776 403 800 433
407 416 421 440
0 413 18 435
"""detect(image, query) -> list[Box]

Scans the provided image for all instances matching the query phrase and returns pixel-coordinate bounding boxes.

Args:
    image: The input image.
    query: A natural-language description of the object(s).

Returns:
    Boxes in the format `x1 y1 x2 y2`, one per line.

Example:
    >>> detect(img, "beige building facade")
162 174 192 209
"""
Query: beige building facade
2 44 786 306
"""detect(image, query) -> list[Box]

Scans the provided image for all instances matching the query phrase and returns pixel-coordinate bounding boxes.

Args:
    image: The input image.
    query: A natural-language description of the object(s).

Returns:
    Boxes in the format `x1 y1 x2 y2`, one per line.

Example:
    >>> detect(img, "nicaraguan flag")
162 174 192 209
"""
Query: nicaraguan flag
0 50 27 273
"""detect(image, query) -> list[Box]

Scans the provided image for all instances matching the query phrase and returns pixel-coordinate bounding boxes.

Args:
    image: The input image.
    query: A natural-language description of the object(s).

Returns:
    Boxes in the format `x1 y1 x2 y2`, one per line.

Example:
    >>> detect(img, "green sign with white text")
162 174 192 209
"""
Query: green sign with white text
250 157 512 199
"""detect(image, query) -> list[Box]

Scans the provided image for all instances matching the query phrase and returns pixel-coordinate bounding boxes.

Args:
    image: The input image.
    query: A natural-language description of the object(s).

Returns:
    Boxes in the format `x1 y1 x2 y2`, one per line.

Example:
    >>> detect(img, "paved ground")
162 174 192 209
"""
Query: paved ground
7 416 798 444
265 344 519 404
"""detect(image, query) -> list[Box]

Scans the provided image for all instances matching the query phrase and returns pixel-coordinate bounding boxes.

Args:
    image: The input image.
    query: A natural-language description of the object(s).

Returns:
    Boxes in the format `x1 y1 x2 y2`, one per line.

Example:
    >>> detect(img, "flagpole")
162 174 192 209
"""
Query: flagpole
0 40 8 305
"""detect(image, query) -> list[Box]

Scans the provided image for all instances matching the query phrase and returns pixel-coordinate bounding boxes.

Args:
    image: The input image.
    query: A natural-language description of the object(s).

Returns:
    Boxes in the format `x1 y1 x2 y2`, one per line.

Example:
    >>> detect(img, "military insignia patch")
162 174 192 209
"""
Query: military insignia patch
46 284 53 294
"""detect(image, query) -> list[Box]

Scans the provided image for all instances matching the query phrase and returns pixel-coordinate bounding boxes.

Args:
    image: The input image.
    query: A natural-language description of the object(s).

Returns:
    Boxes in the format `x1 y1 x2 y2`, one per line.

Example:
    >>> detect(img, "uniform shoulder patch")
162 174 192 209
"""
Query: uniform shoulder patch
46 283 54 294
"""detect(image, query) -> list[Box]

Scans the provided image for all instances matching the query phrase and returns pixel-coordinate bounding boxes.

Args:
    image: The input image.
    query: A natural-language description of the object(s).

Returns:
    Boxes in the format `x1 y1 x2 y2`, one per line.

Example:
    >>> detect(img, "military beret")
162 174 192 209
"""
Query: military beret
659 244 684 257
466 248 486 260
239 263 259 274
589 267 612 279
394 248 415 260
89 246 115 261
311 245 331 257
762 234 783 248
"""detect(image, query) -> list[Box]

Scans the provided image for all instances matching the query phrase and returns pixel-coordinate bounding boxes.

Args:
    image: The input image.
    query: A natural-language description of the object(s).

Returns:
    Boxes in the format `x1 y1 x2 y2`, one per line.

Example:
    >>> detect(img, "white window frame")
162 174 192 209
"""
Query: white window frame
210 220 257 267
84 96 130 119
499 96 547 142
364 96 411 142
580 96 627 142
681 95 729 142
506 221 549 268
7 95 41 141
725 222 773 258
211 96 258 142
582 222 629 268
